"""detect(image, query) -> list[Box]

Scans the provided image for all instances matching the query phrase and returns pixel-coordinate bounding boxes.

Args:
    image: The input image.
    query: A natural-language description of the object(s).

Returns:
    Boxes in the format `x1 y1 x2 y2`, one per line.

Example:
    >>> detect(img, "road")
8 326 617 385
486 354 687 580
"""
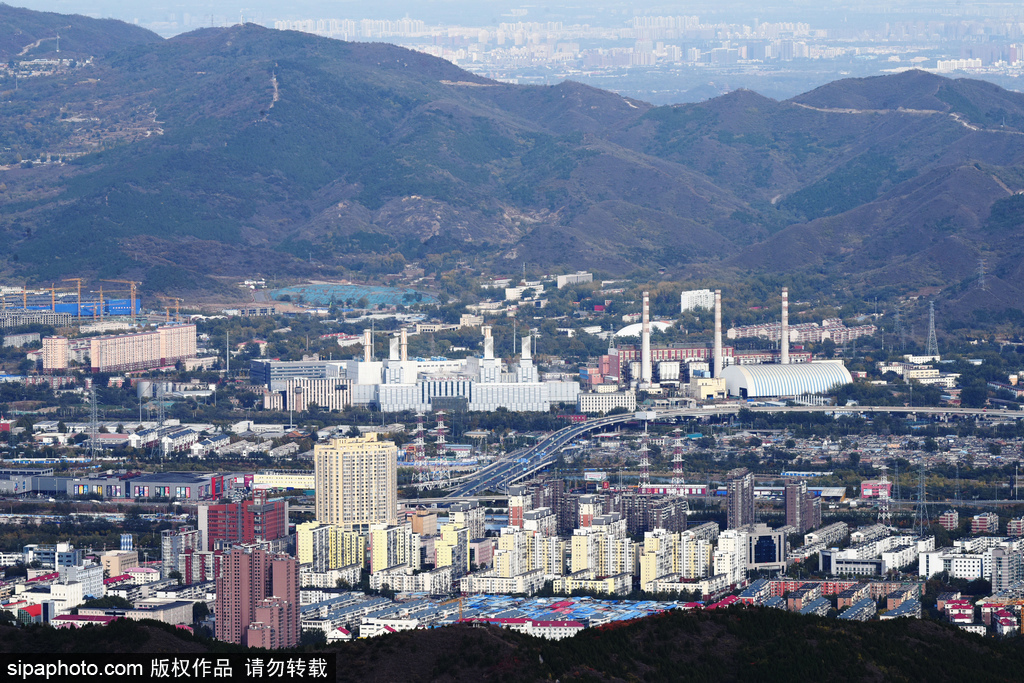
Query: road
445 403 1024 497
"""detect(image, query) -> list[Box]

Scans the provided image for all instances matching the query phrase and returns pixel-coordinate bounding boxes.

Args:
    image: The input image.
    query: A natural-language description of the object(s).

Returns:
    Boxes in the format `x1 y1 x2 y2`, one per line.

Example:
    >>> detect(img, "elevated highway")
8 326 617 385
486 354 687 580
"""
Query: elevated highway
445 404 1023 497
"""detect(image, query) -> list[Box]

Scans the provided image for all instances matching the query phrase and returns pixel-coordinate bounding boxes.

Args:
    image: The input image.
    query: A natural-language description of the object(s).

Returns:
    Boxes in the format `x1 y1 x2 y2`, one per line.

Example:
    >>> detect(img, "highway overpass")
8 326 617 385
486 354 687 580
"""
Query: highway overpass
444 403 1023 497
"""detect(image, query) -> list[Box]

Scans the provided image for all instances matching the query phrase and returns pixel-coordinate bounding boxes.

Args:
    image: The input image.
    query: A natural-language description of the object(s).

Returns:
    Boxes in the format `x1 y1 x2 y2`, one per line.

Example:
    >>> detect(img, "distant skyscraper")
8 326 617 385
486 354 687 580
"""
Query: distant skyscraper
216 545 298 648
314 433 397 532
726 468 755 529
785 481 821 534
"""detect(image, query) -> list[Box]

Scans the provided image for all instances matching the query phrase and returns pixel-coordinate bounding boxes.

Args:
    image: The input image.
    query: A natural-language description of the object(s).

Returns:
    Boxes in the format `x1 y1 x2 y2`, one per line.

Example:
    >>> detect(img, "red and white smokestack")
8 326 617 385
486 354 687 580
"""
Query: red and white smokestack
400 328 408 362
714 289 723 378
363 329 372 362
641 291 652 384
781 287 790 365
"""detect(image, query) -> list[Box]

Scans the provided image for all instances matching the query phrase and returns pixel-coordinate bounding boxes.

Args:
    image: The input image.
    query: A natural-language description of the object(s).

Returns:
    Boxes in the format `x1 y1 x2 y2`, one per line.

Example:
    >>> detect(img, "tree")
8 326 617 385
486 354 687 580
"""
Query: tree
80 595 133 610
168 569 183 585
192 601 210 623
960 383 988 409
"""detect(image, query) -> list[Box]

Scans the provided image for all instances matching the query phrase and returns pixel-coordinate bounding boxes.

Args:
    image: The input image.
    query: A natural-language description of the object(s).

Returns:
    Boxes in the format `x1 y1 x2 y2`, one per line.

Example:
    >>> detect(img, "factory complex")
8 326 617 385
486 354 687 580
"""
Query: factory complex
249 287 859 417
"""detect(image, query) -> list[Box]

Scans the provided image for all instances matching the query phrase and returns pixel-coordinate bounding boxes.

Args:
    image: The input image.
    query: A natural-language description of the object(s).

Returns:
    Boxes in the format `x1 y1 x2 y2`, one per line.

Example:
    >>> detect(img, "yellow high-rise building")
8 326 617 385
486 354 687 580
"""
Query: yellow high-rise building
331 528 367 569
435 523 470 576
314 433 397 532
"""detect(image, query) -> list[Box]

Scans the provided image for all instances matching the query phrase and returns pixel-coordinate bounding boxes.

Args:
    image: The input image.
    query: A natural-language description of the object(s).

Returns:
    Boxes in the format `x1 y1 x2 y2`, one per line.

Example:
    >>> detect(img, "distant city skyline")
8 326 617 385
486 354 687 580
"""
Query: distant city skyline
14 1 1024 102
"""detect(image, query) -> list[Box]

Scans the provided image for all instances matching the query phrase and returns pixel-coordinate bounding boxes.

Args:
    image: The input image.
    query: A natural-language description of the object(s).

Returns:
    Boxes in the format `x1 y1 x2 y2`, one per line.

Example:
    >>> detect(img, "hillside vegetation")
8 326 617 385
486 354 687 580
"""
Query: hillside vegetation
2 6 1024 314
1 608 1023 682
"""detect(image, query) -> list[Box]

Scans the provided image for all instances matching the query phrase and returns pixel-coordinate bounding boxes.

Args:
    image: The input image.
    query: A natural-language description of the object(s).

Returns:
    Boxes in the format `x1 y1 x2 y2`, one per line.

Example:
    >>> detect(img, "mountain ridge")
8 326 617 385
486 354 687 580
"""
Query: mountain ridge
0 6 1022 318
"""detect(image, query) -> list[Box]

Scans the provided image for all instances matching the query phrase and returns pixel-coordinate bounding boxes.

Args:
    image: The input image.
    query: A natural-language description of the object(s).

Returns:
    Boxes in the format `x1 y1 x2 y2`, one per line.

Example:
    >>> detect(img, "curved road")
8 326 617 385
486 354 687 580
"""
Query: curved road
446 404 1023 497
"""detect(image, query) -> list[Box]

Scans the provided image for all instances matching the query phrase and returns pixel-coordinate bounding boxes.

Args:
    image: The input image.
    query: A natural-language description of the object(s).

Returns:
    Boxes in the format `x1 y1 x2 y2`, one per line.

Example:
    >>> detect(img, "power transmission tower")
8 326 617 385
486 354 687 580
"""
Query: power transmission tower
156 382 167 461
671 428 685 486
413 412 428 484
433 411 450 483
978 258 988 292
638 422 650 490
915 467 930 536
894 305 907 352
954 458 963 508
89 384 98 460
894 459 902 511
877 465 892 526
926 301 939 358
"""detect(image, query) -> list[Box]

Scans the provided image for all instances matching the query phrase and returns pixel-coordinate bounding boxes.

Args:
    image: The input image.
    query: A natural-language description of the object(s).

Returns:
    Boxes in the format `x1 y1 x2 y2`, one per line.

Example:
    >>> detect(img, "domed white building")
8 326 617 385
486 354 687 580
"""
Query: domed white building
721 361 852 399
614 321 673 337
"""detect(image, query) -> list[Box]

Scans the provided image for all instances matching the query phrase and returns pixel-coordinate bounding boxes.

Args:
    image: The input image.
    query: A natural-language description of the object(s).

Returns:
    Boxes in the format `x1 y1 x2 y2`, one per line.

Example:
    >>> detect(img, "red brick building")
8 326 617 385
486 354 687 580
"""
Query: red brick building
199 496 288 551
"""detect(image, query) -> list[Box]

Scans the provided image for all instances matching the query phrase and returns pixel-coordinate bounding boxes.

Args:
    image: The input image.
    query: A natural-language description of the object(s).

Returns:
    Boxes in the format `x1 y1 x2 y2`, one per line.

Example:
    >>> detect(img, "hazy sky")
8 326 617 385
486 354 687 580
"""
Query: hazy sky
14 1 1017 36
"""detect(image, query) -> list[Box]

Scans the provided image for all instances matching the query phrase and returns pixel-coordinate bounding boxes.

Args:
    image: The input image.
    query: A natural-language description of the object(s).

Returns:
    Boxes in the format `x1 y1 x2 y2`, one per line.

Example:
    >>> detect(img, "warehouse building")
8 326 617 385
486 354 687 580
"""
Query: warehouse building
721 361 852 399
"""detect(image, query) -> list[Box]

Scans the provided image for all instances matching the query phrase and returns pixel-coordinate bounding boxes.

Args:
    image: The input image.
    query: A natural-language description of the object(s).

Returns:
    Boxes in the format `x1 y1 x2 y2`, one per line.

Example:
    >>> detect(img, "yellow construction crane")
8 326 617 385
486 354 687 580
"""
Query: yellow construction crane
62 278 84 323
441 596 464 620
170 297 183 322
101 279 141 323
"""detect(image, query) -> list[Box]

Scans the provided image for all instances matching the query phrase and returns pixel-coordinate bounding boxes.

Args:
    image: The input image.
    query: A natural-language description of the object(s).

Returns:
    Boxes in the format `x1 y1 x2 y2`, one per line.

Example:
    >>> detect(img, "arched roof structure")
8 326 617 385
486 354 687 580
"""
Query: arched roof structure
614 321 673 338
721 362 852 398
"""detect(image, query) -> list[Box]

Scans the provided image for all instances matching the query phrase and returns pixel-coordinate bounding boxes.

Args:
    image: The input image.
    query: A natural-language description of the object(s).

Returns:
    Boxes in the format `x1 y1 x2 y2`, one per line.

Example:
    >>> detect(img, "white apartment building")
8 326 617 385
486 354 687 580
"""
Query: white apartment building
286 377 353 412
578 390 637 414
680 288 715 312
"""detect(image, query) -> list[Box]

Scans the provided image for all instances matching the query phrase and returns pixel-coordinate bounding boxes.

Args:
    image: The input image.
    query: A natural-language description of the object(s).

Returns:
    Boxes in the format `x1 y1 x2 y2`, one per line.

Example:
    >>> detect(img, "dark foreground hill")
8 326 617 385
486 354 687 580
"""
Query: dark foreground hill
1 608 1023 683
2 4 1024 314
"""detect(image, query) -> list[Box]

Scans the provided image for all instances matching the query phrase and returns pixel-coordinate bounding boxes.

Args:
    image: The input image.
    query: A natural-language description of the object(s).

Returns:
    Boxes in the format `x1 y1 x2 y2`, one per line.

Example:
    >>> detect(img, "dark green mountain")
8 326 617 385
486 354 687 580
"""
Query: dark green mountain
1 5 1023 314
0 2 160 59
2 607 1024 682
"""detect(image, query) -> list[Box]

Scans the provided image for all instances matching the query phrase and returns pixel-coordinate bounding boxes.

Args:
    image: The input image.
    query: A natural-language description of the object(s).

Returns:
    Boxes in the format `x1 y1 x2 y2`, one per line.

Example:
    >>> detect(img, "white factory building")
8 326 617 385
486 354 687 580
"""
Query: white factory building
257 327 579 413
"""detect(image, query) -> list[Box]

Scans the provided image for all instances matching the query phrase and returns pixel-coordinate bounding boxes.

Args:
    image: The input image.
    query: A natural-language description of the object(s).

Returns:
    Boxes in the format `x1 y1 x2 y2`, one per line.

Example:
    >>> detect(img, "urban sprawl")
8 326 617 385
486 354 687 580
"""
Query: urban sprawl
0 273 1023 647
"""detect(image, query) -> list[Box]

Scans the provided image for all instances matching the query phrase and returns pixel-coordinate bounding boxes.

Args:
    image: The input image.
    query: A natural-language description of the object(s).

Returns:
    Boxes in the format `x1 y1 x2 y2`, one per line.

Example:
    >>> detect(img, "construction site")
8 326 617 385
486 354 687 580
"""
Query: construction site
0 279 192 330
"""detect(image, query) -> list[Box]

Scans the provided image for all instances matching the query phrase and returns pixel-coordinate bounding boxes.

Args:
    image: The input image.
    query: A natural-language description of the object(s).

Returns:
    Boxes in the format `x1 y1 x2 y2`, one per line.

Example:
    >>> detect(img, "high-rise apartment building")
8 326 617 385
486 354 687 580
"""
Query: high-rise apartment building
314 433 397 532
369 524 420 573
215 545 299 648
785 481 821 534
296 521 332 572
435 523 470 578
198 495 289 551
43 324 197 372
726 468 755 529
161 526 203 578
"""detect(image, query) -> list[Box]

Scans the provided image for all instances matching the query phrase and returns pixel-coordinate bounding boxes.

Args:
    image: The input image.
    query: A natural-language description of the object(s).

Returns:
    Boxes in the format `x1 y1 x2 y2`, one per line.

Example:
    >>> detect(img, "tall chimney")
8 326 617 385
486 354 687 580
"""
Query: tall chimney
714 289 723 378
781 287 790 365
389 336 399 361
482 326 494 360
363 329 372 362
400 328 408 362
641 291 652 384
